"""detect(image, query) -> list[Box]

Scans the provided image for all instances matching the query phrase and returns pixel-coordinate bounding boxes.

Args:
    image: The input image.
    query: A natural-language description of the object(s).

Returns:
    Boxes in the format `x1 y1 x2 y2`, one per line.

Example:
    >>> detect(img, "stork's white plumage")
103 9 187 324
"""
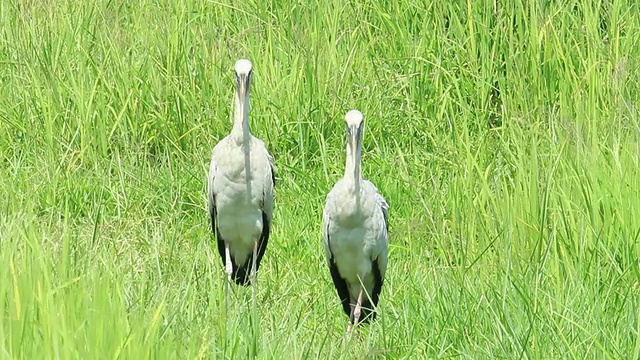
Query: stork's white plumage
322 110 389 329
208 59 275 285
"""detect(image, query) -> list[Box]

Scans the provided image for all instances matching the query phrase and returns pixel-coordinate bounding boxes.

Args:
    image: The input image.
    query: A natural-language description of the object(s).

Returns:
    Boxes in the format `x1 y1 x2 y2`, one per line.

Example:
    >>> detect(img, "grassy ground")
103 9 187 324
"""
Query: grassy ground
1 0 639 358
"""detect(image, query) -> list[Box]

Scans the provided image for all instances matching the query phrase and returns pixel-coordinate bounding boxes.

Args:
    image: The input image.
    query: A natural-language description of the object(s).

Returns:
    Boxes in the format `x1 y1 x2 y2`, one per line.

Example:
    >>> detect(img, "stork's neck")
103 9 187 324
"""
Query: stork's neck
344 142 362 191
231 93 251 143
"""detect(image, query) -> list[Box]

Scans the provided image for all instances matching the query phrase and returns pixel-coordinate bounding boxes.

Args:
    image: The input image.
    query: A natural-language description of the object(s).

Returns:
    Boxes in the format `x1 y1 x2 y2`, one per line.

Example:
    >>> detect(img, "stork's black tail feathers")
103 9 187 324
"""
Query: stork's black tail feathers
231 266 251 286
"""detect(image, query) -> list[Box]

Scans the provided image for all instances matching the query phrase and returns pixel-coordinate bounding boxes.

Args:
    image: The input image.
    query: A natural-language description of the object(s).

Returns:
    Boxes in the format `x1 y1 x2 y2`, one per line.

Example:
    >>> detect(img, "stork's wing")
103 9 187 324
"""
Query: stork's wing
363 179 389 235
207 156 217 233
262 147 276 221
321 201 332 265
250 146 275 279
378 193 389 233
374 191 390 283
267 150 276 187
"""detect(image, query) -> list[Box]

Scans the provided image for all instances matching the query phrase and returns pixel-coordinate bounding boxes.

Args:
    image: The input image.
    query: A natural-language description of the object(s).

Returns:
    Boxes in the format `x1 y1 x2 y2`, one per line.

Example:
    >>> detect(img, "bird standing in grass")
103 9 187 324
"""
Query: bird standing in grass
322 110 389 331
208 59 275 286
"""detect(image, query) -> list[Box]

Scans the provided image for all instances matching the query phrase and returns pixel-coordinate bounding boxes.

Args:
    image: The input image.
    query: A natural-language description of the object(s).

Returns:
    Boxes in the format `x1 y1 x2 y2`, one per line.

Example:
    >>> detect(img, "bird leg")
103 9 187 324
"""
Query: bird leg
346 305 356 336
249 239 259 345
352 274 367 326
225 242 233 283
223 242 233 307
345 317 356 339
346 274 367 335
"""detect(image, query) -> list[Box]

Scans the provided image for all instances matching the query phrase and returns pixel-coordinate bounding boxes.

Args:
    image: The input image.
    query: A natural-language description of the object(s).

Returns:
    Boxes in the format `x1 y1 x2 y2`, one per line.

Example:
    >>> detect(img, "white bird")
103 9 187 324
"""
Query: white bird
208 59 275 286
322 110 389 329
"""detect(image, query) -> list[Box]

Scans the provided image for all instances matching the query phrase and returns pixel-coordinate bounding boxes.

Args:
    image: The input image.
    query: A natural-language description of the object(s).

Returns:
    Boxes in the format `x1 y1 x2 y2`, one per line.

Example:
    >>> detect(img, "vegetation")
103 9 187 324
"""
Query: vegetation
1 0 639 358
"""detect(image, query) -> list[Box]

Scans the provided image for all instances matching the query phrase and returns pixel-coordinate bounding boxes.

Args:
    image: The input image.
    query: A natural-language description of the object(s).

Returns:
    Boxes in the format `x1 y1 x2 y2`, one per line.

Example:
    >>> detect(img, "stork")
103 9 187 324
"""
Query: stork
322 110 389 331
207 59 275 286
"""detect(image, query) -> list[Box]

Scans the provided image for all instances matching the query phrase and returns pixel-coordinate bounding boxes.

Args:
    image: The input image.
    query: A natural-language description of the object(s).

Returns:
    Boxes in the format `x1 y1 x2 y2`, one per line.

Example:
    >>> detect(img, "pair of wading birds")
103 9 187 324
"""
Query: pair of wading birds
208 59 389 331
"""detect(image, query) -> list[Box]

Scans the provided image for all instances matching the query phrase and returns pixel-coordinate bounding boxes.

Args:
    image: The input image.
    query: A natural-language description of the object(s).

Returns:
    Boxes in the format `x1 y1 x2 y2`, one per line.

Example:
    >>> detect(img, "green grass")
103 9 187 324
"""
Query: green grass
1 0 639 358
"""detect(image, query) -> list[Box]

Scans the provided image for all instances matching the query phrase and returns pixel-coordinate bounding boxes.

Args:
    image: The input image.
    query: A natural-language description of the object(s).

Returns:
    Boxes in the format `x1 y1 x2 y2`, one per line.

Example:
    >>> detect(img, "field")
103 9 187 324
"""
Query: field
1 0 639 358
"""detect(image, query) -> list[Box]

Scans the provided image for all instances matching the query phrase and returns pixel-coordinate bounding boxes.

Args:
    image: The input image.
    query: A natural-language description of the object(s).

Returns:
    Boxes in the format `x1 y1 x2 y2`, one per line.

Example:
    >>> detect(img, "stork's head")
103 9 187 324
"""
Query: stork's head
234 59 253 100
345 109 364 147
344 110 364 179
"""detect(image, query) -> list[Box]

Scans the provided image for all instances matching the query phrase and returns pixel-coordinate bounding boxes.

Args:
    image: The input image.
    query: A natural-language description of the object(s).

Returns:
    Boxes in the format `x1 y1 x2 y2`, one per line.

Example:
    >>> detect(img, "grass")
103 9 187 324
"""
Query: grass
1 0 639 358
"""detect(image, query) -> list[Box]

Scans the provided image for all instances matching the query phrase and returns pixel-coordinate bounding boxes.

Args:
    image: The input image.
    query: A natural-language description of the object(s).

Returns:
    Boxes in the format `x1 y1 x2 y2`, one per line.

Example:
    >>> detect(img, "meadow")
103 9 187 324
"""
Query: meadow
1 0 639 358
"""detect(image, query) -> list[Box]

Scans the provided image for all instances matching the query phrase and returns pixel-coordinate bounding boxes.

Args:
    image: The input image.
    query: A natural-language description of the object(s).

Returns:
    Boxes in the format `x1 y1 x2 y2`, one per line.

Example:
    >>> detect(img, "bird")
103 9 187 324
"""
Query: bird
322 109 389 330
207 59 275 286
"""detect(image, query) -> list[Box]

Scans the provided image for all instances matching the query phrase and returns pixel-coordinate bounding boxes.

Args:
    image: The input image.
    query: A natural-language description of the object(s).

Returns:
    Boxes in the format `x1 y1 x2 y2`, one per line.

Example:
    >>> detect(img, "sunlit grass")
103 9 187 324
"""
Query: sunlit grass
1 0 639 358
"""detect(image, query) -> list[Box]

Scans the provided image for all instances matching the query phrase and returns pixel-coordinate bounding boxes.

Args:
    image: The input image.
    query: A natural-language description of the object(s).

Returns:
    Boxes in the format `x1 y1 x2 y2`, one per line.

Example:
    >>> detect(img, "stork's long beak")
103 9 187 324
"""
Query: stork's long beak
231 60 253 138
235 73 250 110
347 123 362 180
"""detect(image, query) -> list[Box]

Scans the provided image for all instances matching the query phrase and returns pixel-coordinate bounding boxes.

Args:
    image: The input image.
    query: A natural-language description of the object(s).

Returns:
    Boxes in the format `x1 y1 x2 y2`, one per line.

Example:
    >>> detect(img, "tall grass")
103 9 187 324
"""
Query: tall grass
1 0 639 358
